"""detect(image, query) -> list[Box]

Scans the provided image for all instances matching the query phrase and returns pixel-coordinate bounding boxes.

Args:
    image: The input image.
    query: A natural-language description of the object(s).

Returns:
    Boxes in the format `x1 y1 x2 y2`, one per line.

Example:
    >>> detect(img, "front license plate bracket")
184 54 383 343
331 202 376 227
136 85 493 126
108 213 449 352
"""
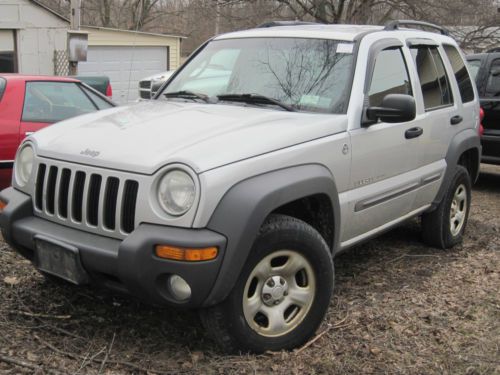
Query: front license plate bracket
34 235 89 285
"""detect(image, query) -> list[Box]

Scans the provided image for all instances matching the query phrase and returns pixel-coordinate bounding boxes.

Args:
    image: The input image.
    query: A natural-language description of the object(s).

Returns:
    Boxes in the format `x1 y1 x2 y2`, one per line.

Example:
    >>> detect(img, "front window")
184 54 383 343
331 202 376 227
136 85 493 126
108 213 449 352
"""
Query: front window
160 38 355 114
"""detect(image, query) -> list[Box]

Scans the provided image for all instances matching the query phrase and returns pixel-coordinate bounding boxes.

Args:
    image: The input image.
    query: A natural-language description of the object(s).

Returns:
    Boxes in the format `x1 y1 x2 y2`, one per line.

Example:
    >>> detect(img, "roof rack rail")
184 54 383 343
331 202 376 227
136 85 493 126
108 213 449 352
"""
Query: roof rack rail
384 20 449 36
257 20 320 28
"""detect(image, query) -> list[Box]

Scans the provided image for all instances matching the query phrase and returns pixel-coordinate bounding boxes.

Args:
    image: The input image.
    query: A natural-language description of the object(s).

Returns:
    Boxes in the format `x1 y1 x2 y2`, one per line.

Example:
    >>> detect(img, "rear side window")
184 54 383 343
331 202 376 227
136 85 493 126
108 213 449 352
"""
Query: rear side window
485 58 500 98
443 45 475 103
410 46 453 110
368 48 412 107
0 78 6 102
466 59 482 82
22 81 97 123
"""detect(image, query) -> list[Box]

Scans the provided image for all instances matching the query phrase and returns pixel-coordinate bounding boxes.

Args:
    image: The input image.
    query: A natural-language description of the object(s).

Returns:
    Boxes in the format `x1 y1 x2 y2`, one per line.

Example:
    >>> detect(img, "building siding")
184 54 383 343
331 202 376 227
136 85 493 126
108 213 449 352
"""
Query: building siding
0 0 68 75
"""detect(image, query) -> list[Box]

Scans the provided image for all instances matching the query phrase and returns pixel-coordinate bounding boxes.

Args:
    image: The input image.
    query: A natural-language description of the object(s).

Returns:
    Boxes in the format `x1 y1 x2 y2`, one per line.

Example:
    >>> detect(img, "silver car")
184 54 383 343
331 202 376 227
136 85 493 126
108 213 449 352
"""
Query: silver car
0 20 481 353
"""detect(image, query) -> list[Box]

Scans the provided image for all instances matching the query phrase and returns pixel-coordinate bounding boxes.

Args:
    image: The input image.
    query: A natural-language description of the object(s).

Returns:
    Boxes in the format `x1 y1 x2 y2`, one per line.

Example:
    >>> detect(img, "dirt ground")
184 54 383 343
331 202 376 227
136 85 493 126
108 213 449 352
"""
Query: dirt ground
0 165 498 375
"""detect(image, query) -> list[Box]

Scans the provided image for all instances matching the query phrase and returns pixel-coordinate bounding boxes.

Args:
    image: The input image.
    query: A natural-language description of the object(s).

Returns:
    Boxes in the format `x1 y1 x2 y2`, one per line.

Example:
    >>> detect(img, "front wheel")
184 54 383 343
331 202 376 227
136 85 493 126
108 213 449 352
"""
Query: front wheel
422 165 472 248
200 214 334 353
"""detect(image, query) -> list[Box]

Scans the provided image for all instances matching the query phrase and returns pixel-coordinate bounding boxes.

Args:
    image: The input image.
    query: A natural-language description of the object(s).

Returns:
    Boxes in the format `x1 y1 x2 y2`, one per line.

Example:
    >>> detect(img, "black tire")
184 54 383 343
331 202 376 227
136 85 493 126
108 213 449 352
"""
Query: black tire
200 214 334 353
422 165 472 249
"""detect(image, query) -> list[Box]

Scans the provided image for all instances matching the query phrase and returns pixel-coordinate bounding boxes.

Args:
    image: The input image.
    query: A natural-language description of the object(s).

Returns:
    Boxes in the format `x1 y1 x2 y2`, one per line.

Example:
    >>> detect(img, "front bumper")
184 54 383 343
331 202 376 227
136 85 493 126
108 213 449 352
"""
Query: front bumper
0 187 226 308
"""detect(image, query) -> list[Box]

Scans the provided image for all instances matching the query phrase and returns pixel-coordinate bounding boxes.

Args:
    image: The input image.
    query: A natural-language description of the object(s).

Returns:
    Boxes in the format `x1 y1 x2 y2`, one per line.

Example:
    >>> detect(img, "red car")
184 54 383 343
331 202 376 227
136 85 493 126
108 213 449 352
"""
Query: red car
0 75 115 190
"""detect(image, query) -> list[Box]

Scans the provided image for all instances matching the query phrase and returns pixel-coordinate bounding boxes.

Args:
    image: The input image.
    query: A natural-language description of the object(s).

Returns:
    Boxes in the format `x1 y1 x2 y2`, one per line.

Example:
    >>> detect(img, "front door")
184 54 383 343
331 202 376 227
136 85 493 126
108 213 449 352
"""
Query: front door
343 44 420 244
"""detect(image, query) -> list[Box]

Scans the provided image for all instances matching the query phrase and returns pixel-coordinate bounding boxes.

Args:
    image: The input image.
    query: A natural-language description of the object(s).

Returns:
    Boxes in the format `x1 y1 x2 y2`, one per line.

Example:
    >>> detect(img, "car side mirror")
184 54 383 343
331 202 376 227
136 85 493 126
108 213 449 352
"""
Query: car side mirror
364 94 416 125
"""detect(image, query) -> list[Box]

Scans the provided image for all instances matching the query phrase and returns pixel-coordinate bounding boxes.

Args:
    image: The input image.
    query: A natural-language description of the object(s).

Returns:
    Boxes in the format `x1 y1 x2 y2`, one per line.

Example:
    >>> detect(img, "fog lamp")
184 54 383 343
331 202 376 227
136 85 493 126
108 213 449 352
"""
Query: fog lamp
168 274 192 301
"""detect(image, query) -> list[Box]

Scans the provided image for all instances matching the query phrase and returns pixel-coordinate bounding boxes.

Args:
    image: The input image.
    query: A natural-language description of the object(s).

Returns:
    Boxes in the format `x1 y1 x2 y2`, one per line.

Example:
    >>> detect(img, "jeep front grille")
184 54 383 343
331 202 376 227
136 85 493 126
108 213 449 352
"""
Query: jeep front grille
34 163 139 235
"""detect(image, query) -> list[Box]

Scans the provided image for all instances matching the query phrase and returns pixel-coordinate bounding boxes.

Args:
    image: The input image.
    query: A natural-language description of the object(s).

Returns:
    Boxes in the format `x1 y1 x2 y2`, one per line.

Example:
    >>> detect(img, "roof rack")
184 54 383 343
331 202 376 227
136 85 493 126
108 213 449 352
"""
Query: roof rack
384 20 449 36
257 20 320 28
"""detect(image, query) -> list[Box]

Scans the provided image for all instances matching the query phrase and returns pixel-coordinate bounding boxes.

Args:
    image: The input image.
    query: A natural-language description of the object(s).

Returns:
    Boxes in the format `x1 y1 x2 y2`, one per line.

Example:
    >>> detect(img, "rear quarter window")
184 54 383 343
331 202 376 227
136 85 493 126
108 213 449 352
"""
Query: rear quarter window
443 45 475 103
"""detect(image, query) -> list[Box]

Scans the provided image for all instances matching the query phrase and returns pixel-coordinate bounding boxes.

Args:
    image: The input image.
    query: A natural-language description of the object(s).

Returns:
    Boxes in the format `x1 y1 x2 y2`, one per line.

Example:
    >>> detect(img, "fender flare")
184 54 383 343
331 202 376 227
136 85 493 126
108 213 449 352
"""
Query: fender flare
433 128 481 207
203 164 340 306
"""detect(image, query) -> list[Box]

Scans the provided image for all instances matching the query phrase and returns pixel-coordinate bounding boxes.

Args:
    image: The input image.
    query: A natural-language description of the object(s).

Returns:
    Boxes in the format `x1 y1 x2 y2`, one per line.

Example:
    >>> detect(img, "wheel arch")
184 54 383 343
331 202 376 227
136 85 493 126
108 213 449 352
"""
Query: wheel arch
203 164 340 306
432 129 481 208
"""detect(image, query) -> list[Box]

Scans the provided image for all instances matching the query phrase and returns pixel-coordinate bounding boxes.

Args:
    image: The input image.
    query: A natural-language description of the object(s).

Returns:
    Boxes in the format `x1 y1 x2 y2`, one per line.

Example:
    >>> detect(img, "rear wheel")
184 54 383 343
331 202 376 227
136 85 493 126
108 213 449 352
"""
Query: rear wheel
200 214 334 353
422 165 471 248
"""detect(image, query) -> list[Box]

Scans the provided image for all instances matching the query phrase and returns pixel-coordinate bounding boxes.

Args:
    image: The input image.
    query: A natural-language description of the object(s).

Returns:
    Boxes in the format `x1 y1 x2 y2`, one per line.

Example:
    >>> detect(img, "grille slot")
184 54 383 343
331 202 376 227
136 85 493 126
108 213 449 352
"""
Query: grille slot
35 164 46 211
121 180 139 234
103 177 119 230
72 171 86 222
33 163 139 237
58 169 71 218
87 174 102 226
46 166 58 214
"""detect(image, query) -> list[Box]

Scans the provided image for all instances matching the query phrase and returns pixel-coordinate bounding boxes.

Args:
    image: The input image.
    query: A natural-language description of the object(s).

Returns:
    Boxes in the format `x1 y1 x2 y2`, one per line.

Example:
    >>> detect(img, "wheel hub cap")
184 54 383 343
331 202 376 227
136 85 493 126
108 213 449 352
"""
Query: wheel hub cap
262 276 288 306
450 184 467 237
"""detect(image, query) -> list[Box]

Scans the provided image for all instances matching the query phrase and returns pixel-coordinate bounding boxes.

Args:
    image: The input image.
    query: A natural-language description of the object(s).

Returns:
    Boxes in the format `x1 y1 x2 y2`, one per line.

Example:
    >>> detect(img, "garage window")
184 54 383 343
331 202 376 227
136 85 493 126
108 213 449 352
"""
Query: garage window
0 30 16 73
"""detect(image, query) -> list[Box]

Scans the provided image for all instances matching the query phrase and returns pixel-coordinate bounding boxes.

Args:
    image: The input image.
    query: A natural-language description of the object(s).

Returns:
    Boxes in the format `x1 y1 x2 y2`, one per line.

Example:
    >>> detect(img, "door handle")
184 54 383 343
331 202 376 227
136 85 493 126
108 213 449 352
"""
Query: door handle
450 115 463 125
405 127 423 139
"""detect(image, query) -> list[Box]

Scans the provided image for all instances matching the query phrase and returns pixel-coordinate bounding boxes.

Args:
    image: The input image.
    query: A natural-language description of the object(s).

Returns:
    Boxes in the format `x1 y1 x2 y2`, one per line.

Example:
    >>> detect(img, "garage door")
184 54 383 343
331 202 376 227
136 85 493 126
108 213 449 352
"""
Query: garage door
78 46 168 104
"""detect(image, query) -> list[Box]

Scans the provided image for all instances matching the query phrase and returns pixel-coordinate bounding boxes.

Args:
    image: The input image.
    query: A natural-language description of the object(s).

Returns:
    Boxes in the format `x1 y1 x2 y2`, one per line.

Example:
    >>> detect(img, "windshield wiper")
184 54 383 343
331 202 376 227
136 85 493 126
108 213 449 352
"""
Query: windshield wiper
217 94 296 112
164 90 210 103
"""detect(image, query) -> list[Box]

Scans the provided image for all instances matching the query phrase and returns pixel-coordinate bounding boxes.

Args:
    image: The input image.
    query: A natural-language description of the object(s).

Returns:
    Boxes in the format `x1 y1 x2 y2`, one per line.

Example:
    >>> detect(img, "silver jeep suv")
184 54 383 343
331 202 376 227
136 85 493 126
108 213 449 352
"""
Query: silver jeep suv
0 20 481 353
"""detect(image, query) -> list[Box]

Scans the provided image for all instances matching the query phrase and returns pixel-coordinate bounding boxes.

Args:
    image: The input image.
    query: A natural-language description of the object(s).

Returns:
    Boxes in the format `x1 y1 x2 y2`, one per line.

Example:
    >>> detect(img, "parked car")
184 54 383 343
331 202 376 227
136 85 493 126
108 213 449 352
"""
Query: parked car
75 76 113 98
0 20 481 353
0 75 116 190
466 52 500 164
139 70 174 99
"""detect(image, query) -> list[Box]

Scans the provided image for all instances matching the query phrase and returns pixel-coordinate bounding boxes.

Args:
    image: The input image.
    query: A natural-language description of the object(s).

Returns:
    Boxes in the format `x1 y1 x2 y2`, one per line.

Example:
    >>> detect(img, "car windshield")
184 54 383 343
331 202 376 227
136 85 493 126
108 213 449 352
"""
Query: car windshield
160 37 355 114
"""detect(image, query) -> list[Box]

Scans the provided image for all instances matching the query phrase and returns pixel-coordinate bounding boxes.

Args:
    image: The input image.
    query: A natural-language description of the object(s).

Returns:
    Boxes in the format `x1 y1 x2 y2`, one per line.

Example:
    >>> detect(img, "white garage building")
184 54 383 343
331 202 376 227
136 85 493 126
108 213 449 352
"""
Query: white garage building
0 0 184 104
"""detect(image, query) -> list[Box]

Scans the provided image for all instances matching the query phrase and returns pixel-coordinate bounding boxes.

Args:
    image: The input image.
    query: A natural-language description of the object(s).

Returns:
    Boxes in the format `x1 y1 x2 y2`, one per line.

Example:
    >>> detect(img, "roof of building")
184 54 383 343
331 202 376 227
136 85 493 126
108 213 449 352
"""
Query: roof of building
83 26 185 40
30 0 69 22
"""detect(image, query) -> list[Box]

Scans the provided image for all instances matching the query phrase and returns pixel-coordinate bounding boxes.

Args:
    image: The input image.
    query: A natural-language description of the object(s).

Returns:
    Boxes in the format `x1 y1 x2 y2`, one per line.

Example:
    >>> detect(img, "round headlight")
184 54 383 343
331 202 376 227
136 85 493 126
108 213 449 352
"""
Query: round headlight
15 144 34 187
158 170 196 216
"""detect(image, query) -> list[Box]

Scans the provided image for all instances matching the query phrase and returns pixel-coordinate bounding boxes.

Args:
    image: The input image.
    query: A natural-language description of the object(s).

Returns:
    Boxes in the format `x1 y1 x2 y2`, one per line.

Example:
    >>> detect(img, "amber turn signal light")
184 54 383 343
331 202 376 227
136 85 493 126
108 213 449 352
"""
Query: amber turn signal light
0 200 6 214
155 245 218 262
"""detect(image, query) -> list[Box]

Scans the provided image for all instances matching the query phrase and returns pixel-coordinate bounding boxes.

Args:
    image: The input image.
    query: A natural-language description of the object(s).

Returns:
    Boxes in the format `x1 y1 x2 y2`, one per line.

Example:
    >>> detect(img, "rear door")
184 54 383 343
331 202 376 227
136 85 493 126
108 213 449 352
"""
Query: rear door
480 56 500 163
406 42 465 209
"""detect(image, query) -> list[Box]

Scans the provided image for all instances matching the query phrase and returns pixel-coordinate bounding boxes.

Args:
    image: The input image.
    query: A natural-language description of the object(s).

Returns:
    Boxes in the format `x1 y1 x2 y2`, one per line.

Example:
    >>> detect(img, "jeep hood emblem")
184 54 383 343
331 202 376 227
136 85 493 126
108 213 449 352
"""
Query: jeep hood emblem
80 149 100 158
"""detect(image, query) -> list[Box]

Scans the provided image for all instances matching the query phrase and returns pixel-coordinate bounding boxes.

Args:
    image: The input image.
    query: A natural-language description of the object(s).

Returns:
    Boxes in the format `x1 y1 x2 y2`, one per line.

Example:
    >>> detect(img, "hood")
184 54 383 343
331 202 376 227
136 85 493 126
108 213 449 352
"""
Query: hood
32 100 347 174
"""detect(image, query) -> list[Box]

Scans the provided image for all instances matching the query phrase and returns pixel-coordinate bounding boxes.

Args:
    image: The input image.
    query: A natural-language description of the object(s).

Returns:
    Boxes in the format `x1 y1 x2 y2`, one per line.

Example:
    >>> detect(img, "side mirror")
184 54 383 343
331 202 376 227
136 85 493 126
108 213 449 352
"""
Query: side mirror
364 94 416 125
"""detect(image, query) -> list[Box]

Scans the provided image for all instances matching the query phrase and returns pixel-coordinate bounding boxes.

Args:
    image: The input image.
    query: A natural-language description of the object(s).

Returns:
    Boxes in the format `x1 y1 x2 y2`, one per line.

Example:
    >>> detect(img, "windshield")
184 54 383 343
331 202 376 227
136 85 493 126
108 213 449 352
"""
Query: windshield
160 38 354 113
